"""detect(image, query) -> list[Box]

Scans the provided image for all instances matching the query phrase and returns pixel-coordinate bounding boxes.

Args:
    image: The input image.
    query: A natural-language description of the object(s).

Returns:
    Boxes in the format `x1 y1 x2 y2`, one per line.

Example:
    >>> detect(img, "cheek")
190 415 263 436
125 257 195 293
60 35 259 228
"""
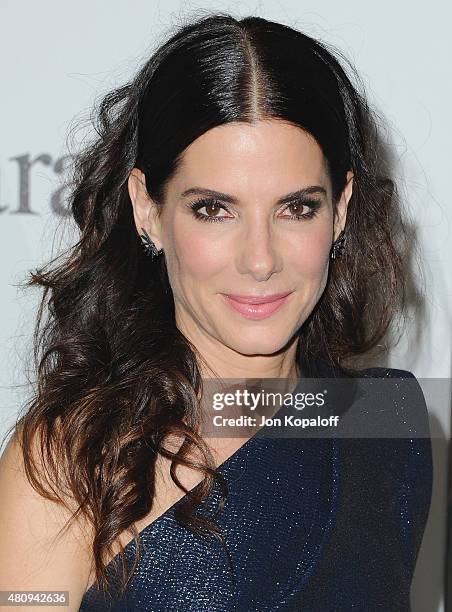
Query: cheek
289 229 331 277
169 215 332 283
172 225 226 279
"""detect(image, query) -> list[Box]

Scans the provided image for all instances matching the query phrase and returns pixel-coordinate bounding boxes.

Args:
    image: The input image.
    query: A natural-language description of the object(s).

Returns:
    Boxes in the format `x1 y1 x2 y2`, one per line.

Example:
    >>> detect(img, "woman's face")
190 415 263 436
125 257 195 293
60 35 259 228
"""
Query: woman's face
129 119 353 376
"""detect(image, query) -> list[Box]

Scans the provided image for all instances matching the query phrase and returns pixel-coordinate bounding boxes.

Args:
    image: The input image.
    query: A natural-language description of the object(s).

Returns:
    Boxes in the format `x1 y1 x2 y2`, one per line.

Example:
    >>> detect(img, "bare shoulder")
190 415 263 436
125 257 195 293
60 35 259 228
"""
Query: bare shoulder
0 427 94 611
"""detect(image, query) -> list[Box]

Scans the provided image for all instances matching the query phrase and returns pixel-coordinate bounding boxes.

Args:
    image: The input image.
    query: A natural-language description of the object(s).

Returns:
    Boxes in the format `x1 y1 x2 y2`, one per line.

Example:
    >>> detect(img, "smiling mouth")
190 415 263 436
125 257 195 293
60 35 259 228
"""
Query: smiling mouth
222 292 293 320
222 291 292 304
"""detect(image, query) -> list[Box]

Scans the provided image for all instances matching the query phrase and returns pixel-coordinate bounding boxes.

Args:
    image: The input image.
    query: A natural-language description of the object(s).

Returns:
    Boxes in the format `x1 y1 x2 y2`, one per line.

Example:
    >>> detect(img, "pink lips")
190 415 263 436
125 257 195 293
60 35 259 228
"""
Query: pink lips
222 292 292 320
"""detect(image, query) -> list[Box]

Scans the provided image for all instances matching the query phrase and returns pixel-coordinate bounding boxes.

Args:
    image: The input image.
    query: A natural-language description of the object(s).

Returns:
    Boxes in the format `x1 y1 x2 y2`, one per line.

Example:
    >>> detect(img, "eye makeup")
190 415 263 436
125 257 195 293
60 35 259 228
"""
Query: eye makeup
186 197 323 223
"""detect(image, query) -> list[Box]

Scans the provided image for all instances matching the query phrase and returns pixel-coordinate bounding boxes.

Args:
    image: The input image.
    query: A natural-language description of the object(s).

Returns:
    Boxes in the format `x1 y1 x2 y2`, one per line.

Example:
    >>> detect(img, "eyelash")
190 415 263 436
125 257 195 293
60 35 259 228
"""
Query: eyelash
188 197 322 223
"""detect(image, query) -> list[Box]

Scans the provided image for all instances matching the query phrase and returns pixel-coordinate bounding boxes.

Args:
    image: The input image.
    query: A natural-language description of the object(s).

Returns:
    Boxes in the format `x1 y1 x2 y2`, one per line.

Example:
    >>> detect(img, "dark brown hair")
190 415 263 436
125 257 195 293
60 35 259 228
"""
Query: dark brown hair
3 12 414 596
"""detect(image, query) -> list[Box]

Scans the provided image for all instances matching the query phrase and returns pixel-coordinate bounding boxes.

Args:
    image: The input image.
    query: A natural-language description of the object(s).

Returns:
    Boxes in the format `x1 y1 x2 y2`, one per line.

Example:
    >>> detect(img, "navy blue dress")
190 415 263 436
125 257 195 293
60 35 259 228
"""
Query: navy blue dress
78 356 433 611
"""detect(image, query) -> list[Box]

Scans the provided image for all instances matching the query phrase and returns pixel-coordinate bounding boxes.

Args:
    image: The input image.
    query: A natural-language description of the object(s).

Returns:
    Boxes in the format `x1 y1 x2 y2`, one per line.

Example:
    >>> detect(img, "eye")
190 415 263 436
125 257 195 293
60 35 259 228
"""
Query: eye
188 198 231 223
281 200 321 220
187 197 322 223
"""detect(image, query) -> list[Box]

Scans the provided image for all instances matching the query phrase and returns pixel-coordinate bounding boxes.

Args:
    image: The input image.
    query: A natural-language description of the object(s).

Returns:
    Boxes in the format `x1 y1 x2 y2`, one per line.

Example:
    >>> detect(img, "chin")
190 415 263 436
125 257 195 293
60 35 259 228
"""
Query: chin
222 329 291 357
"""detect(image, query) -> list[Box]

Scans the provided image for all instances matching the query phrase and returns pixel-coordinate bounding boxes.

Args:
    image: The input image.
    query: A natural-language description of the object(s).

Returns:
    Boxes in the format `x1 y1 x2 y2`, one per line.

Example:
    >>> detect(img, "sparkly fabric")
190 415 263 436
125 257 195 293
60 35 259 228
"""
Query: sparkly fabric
78 356 433 611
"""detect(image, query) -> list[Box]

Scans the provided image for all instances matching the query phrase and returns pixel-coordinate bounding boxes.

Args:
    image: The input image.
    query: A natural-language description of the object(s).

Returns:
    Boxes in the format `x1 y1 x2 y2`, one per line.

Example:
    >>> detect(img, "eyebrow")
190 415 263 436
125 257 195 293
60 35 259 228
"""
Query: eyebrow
180 185 327 205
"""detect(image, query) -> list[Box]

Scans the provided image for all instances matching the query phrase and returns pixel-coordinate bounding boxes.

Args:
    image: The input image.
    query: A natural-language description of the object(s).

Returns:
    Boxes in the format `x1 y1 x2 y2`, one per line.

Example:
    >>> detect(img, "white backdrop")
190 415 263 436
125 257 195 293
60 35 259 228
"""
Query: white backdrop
1 2 450 610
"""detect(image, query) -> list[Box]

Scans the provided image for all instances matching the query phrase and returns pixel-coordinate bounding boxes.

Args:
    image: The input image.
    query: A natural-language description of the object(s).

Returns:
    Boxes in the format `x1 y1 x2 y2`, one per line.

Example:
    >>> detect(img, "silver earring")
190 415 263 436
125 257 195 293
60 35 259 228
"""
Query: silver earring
330 230 347 260
139 227 164 259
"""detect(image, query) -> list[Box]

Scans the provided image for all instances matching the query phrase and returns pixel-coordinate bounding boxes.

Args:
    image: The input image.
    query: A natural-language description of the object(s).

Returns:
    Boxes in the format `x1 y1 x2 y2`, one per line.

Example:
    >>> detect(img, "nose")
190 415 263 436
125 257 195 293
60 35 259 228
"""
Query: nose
235 216 283 281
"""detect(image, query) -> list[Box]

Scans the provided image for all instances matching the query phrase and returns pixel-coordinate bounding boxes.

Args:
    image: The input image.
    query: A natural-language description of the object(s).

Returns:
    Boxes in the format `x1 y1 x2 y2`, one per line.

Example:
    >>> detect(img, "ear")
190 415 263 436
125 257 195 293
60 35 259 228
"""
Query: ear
128 168 163 250
333 170 353 241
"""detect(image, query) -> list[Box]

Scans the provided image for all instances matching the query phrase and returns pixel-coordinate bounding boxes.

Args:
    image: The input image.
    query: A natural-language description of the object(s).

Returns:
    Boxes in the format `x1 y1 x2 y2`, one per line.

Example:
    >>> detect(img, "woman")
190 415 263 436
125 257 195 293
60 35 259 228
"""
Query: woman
0 13 432 611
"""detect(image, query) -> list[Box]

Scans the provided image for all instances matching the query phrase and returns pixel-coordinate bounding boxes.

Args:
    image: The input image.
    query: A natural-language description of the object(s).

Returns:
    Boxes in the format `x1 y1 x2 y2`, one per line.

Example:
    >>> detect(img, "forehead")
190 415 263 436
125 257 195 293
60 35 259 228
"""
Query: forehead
169 119 330 199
